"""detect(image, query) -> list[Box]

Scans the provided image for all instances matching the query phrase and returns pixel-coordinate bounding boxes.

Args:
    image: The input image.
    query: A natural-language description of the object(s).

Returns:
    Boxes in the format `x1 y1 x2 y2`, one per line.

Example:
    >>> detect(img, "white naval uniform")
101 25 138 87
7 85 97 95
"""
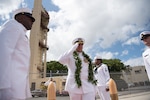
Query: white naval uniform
142 48 150 81
0 19 31 100
58 44 96 100
94 63 111 100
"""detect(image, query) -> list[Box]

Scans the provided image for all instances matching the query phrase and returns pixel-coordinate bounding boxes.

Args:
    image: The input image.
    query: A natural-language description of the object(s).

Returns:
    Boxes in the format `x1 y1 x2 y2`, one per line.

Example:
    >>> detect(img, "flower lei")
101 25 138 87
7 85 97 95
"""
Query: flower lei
73 51 97 88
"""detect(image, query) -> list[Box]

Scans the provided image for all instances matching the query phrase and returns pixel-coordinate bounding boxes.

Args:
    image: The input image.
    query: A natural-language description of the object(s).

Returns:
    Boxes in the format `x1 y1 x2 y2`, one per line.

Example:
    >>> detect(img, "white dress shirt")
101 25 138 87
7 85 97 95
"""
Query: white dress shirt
94 63 110 86
0 19 31 99
143 48 150 81
58 44 95 94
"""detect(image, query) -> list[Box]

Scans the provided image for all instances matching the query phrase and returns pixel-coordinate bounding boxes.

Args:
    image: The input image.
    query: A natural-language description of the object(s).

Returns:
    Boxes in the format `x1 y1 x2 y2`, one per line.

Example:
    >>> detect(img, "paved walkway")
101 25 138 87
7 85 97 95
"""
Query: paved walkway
119 91 150 100
95 91 150 100
28 91 150 100
28 86 150 100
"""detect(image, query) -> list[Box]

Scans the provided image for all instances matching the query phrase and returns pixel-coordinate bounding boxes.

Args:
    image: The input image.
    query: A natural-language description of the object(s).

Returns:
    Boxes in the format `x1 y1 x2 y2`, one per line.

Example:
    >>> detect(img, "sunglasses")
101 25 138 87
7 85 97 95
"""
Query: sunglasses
79 43 84 45
141 34 150 40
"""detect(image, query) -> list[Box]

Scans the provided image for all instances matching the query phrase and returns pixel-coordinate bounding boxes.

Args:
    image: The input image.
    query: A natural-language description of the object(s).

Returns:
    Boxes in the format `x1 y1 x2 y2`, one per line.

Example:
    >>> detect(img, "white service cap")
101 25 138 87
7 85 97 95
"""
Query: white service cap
94 56 102 60
72 37 85 45
13 8 32 17
13 8 35 22
140 31 150 40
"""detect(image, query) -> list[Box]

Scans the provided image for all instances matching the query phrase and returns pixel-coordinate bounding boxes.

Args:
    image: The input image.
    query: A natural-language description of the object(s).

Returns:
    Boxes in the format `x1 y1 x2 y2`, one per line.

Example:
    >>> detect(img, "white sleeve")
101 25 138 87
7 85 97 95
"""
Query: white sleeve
58 43 78 65
103 64 110 86
0 21 21 88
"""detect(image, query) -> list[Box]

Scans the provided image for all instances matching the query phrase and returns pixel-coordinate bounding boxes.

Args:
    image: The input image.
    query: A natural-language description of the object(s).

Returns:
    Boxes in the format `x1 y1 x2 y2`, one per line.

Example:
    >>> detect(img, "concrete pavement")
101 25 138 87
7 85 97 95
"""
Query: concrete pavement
95 91 150 100
27 86 150 100
27 91 150 100
118 91 150 100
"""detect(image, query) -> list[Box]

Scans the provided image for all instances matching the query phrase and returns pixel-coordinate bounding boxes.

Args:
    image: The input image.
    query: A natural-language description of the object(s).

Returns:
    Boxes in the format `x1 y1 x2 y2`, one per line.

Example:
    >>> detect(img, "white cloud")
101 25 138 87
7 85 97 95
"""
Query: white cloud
47 0 150 62
94 51 118 59
1 0 150 67
0 0 25 20
123 37 140 45
124 57 144 67
121 50 128 56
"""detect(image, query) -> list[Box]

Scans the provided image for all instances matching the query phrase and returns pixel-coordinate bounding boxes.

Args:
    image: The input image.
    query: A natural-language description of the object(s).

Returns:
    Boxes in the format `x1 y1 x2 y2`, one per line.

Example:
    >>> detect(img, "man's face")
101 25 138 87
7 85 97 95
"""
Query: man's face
143 36 150 47
76 43 83 52
95 59 102 65
18 14 35 30
23 15 35 30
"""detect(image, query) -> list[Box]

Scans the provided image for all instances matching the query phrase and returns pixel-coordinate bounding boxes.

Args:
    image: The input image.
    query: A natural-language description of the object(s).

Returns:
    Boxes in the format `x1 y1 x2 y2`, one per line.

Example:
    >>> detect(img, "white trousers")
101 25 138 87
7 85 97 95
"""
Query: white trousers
97 86 111 100
0 89 25 100
69 92 95 100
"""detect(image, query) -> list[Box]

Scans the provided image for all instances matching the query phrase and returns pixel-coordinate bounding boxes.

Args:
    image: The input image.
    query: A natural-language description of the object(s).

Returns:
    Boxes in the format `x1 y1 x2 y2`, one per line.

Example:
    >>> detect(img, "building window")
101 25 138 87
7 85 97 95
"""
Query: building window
135 70 141 74
62 82 66 86
31 82 36 91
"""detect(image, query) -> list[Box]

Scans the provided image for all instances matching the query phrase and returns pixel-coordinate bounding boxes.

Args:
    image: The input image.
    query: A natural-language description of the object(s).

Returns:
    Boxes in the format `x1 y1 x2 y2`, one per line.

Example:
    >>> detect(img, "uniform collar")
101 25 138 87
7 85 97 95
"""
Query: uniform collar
96 63 102 67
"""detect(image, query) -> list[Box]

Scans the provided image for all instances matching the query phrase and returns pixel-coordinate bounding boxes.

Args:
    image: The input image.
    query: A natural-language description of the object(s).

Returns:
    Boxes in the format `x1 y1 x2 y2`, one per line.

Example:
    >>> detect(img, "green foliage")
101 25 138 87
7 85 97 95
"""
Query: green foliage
46 59 126 73
73 51 97 88
46 61 67 73
103 59 126 72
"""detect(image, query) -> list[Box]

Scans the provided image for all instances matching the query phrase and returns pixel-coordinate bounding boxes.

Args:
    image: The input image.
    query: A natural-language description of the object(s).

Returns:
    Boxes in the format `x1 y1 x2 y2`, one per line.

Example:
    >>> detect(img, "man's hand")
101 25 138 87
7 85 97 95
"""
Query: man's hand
106 87 109 91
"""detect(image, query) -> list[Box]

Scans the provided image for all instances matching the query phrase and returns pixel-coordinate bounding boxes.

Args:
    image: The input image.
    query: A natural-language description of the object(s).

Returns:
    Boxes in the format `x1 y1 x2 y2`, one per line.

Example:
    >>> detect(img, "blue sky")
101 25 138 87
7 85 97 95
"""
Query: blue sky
0 0 150 67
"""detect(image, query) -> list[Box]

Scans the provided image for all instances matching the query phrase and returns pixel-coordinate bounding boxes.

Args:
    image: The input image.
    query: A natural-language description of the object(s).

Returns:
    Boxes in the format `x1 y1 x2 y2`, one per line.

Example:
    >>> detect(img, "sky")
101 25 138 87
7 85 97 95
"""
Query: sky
0 0 150 67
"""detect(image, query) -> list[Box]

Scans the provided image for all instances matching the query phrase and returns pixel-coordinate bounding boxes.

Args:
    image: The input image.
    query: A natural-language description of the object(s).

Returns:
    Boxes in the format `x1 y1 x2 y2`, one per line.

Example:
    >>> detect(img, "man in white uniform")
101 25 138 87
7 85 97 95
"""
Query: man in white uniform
140 31 150 81
0 8 35 100
93 56 111 100
58 38 97 100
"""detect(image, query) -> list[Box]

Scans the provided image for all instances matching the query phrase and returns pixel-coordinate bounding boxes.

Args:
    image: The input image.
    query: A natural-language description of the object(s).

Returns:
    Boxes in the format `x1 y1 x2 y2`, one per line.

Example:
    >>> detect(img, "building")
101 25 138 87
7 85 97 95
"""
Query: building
122 66 149 86
30 76 66 93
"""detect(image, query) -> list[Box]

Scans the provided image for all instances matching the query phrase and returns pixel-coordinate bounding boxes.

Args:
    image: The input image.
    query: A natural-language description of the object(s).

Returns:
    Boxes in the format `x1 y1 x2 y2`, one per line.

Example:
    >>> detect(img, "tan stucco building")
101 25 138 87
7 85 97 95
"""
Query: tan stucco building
122 66 149 85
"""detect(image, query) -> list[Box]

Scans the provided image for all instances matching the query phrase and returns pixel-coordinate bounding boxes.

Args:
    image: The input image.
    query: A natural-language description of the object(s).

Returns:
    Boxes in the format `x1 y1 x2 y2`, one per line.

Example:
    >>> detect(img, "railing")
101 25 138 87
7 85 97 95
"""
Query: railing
29 71 150 92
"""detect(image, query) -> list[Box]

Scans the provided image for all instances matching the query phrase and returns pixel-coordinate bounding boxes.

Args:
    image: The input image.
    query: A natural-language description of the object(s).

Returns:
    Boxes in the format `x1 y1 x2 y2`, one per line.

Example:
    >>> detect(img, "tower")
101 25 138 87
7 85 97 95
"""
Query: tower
29 0 49 90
